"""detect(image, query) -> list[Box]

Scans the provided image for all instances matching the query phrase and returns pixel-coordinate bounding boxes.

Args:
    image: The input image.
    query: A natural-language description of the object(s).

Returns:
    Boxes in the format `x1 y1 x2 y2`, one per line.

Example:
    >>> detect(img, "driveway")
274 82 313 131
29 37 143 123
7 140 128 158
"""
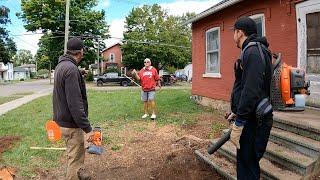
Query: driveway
0 79 53 97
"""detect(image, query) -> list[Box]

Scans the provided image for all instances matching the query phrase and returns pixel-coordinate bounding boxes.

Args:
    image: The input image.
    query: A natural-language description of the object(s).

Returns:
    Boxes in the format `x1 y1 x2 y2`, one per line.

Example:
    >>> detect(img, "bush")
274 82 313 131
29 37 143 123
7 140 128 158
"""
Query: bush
86 71 94 81
20 78 24 81
38 69 49 76
167 66 176 74
30 72 37 79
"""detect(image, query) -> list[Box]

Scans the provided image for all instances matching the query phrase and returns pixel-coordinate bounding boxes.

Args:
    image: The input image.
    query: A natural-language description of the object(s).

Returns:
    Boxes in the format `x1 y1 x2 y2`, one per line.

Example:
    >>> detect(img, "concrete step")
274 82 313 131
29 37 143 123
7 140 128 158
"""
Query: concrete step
273 109 320 141
195 149 236 180
211 139 310 178
270 127 320 158
265 141 316 175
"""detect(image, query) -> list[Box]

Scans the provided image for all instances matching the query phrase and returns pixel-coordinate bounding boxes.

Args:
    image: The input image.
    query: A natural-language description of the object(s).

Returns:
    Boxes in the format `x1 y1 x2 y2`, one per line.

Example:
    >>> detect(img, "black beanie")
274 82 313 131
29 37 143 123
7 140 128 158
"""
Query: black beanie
234 16 257 36
67 37 84 51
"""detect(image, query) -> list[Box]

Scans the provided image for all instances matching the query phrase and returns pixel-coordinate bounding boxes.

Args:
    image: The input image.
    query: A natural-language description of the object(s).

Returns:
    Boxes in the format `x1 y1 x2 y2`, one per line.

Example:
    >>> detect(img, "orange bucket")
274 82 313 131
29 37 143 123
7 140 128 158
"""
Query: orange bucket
45 120 61 142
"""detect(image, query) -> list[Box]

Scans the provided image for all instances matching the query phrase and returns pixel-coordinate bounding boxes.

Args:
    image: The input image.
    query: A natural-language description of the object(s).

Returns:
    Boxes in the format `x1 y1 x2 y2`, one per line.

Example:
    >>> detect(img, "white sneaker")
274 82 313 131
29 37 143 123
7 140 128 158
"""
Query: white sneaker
142 114 149 119
151 114 156 120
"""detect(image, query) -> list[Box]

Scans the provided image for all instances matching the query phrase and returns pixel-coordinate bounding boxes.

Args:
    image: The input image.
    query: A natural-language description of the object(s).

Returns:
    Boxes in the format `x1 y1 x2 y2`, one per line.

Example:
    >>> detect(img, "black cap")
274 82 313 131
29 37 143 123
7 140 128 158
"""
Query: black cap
67 37 84 51
234 16 257 36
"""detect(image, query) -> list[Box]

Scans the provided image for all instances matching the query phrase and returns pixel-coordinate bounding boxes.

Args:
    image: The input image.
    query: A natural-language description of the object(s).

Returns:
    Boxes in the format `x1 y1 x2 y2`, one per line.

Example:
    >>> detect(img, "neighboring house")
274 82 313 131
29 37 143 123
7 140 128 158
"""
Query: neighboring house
13 67 30 80
20 64 36 73
186 0 320 105
101 42 123 71
0 62 14 81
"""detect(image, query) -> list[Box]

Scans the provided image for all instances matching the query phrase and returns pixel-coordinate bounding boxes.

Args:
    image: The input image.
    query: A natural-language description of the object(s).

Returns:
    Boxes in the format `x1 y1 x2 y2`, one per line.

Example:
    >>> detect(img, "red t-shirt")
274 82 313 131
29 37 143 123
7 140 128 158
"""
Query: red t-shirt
138 66 160 91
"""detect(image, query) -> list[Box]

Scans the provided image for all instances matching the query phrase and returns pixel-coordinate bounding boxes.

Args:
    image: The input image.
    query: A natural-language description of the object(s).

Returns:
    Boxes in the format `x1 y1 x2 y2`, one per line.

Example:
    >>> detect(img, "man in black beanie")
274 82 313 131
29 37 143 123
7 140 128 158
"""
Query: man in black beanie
53 37 92 180
229 16 273 179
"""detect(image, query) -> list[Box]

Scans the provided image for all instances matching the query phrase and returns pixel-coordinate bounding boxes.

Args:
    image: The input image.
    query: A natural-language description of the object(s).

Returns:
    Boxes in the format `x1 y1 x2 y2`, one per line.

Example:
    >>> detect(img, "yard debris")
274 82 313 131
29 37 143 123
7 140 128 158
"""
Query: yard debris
0 166 16 180
175 135 207 149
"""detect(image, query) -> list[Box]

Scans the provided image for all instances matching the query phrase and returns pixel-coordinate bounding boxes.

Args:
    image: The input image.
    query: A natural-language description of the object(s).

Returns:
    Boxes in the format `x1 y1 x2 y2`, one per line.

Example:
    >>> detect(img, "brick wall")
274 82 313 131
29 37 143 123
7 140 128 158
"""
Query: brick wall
192 0 298 101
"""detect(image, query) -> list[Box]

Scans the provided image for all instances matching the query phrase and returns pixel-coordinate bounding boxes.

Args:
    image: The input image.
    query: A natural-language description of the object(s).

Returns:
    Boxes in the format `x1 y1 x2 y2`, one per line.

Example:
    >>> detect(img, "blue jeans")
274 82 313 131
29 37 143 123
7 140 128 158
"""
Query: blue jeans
236 114 273 180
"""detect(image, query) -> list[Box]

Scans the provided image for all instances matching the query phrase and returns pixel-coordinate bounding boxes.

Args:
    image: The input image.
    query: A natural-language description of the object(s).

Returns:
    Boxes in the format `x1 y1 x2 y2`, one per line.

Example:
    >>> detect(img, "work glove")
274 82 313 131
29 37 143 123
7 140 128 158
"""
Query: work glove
225 112 237 122
230 119 245 149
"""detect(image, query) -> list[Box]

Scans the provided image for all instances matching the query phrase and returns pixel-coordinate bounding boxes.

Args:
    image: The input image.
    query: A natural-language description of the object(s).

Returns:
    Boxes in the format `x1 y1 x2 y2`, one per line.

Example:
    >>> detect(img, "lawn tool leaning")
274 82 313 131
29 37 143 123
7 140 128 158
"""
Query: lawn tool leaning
87 127 104 155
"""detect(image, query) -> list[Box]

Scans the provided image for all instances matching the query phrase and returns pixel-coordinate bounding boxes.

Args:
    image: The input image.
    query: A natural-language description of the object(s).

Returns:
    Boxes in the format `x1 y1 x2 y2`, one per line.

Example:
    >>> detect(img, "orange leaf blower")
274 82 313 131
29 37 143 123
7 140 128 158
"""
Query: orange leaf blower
271 53 310 111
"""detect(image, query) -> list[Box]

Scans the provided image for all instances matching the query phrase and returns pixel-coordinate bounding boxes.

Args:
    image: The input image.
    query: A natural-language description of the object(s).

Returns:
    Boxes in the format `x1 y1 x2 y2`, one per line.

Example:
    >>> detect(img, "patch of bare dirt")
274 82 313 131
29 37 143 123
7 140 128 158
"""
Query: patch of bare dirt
0 136 21 156
37 112 227 180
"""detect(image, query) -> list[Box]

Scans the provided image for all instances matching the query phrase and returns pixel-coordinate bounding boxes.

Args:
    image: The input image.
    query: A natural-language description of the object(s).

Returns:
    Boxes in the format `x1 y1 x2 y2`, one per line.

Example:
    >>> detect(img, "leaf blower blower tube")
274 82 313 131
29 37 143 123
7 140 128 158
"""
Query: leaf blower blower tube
207 129 231 154
207 112 235 155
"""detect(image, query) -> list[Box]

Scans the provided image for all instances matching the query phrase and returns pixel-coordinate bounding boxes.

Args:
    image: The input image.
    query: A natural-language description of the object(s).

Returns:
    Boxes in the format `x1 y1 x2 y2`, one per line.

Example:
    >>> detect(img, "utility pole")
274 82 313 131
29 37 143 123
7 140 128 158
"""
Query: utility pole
97 38 100 75
49 61 52 84
64 0 70 54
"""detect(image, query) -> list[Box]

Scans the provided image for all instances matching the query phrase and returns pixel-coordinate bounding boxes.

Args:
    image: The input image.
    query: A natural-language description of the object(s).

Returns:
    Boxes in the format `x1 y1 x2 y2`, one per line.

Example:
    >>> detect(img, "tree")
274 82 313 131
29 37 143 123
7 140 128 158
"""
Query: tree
18 0 109 69
0 6 17 64
13 49 33 66
121 4 194 70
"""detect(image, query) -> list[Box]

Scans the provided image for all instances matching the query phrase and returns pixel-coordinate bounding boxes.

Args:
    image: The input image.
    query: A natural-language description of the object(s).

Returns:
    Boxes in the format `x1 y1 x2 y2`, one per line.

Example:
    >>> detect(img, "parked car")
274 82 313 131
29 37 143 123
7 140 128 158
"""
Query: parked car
93 73 131 87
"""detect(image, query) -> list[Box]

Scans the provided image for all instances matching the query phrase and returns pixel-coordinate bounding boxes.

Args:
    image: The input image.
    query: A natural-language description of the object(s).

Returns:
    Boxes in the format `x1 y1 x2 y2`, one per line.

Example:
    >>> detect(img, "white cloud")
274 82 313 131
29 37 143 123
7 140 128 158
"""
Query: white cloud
104 18 125 48
100 0 110 8
160 0 222 16
14 31 43 56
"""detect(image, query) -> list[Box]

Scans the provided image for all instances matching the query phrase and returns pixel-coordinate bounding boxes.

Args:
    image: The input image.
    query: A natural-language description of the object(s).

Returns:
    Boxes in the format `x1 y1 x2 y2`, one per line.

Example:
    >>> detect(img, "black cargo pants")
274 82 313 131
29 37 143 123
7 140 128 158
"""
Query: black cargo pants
236 114 273 180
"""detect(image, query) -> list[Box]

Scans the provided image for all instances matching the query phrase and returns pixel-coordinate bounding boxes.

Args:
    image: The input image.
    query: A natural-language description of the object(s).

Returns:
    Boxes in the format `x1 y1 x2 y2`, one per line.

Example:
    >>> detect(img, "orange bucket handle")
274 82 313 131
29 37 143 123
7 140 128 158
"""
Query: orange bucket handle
45 120 61 142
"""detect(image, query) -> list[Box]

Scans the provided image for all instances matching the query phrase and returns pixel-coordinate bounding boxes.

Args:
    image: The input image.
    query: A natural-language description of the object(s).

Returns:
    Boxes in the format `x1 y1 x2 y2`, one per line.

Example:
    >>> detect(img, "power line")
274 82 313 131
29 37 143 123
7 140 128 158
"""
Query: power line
9 32 38 49
10 32 191 49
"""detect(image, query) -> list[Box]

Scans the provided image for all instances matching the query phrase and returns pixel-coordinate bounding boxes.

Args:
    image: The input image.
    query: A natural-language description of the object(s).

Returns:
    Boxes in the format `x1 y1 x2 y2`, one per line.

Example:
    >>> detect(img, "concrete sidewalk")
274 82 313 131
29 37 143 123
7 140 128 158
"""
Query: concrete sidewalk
0 88 52 116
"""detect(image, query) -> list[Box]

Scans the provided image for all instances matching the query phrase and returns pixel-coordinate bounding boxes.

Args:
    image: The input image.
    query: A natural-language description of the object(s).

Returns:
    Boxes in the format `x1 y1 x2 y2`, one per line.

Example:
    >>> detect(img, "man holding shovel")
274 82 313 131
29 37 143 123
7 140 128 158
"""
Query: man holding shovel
131 58 161 120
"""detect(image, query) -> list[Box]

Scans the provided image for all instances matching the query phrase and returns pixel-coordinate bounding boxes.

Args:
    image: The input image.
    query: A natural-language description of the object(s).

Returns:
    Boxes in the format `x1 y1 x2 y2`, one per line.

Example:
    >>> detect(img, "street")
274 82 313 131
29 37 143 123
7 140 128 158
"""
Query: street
0 79 53 97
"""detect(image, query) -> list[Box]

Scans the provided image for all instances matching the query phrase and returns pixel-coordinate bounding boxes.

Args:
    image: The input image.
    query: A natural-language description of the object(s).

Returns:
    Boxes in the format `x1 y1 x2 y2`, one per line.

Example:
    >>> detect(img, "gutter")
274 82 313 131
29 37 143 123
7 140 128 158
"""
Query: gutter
183 0 243 25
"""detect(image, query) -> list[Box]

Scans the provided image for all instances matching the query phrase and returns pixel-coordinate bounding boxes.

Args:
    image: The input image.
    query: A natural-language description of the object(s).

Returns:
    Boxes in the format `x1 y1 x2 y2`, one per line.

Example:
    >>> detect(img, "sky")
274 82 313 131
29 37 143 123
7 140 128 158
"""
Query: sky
1 0 222 55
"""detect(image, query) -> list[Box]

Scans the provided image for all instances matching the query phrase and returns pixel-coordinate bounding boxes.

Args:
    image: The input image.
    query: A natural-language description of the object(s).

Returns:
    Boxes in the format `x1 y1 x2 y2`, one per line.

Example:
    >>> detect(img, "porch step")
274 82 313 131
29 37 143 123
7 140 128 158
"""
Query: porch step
273 109 320 141
207 140 302 180
265 141 316 175
211 139 316 176
270 127 320 158
195 149 236 180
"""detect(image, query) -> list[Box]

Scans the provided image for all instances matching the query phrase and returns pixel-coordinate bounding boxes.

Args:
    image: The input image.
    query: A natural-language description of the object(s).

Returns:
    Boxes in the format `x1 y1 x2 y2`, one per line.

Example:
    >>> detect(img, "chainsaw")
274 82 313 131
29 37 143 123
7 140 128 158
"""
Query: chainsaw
87 127 103 155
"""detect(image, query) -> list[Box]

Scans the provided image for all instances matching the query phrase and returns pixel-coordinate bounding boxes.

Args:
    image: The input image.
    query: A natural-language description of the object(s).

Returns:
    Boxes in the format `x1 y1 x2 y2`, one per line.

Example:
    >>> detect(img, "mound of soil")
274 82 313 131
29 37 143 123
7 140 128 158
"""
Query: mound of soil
36 112 228 180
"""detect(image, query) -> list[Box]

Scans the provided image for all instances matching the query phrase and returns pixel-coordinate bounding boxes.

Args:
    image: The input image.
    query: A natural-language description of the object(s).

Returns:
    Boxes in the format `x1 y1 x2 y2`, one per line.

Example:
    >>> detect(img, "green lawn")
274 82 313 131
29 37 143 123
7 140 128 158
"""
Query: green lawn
0 92 34 105
0 89 214 178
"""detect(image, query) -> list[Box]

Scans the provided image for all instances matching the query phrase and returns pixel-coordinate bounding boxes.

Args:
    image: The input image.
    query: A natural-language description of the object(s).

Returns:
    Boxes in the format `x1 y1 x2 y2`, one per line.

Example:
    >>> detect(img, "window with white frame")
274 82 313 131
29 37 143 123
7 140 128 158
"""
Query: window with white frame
205 27 220 76
250 14 265 37
109 53 115 62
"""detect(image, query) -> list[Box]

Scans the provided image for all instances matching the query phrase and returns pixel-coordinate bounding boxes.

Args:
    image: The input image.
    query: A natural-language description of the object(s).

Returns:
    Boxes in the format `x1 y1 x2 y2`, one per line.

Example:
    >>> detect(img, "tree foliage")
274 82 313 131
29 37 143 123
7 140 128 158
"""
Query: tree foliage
18 0 109 69
12 49 33 66
0 6 17 64
121 4 194 70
